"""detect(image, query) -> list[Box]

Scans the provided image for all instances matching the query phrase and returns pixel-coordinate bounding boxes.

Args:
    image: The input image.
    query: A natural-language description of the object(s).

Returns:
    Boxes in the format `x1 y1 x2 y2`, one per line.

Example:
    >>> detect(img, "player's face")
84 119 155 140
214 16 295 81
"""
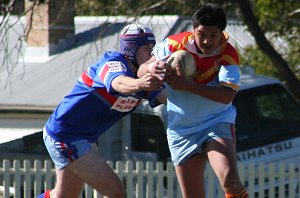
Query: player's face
193 25 222 55
136 44 154 66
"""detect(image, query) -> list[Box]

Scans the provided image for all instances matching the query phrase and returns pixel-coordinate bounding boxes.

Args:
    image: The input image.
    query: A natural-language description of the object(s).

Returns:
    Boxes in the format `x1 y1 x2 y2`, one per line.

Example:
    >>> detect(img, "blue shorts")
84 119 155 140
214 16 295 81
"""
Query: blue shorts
43 127 93 170
167 122 235 165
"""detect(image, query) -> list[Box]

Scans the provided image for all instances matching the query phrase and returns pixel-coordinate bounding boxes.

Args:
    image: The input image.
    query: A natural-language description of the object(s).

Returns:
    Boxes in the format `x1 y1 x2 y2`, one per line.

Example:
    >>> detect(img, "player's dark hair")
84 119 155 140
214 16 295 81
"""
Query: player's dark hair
191 3 227 31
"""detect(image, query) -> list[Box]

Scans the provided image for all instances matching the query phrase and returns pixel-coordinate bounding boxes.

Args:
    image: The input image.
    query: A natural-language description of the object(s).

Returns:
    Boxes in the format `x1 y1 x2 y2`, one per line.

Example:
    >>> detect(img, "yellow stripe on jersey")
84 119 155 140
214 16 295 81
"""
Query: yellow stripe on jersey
168 33 193 51
221 54 239 65
195 65 219 82
220 81 240 91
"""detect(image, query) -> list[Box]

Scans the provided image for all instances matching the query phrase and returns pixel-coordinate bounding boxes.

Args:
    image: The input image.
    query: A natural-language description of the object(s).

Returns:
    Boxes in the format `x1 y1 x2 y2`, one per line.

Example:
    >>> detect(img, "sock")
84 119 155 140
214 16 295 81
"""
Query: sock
225 188 248 198
37 190 51 198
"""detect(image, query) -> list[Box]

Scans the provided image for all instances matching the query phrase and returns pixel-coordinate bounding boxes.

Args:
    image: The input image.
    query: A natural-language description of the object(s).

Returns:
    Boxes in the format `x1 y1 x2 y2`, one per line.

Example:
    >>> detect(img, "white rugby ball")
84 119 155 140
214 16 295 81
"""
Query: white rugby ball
166 50 196 80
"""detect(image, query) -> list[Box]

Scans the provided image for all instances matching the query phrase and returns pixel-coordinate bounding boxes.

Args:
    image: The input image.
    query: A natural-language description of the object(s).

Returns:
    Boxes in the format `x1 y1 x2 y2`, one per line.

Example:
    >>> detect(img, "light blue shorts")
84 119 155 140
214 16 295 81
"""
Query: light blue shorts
167 122 235 165
43 128 93 170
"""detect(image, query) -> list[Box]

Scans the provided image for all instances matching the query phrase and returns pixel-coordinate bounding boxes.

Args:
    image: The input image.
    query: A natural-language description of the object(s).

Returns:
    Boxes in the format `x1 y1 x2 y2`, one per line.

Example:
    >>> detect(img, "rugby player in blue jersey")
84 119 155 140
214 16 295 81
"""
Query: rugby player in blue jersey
37 24 165 198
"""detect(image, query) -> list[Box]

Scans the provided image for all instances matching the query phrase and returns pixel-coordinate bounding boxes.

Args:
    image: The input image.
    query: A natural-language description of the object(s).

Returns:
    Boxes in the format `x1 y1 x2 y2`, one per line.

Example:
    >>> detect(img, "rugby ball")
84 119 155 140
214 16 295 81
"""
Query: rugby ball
166 50 196 80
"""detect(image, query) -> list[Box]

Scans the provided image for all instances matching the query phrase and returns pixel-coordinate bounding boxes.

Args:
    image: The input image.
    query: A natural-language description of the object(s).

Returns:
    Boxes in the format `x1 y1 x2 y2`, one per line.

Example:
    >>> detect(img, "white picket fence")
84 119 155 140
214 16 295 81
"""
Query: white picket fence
0 159 299 198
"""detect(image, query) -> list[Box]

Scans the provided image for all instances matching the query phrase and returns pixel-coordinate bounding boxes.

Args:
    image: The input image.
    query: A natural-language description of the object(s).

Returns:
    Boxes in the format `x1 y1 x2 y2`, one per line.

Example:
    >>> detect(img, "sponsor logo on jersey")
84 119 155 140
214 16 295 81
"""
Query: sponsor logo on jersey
111 96 139 112
108 61 127 72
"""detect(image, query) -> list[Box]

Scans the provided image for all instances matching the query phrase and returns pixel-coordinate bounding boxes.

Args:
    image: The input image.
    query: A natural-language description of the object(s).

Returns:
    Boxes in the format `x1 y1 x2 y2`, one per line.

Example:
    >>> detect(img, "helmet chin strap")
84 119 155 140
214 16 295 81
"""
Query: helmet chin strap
131 61 139 69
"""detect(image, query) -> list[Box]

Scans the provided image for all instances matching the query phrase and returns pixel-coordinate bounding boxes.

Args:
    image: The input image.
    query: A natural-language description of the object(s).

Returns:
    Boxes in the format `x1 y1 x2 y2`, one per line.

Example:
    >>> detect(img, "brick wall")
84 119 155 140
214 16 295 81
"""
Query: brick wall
25 0 75 56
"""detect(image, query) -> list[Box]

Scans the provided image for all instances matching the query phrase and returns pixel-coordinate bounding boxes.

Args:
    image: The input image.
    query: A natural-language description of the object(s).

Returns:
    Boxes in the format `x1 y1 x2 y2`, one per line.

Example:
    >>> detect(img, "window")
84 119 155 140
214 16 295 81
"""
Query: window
255 86 300 129
233 84 300 151
257 94 285 120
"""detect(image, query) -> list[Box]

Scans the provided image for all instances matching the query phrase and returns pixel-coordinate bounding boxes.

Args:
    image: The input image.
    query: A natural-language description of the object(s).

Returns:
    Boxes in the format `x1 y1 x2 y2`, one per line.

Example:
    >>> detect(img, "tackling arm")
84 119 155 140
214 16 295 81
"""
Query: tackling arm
111 73 164 95
137 56 167 80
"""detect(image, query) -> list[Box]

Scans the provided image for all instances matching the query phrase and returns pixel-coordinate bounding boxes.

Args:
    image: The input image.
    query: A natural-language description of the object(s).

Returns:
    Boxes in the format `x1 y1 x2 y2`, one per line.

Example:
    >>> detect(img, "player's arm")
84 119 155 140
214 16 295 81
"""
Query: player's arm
166 65 238 104
137 56 167 80
183 82 236 104
111 73 163 95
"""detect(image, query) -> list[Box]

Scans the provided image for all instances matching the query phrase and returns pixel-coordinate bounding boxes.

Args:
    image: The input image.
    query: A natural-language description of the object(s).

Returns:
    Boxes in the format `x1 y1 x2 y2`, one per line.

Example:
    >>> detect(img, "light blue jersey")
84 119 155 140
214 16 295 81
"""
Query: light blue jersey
166 71 238 137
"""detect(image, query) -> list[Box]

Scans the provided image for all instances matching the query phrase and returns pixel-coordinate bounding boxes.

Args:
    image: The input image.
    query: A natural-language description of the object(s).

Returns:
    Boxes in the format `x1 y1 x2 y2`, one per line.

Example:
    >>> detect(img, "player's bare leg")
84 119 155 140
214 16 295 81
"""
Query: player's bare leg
49 167 84 198
205 138 247 196
48 148 125 198
68 148 125 198
175 154 207 198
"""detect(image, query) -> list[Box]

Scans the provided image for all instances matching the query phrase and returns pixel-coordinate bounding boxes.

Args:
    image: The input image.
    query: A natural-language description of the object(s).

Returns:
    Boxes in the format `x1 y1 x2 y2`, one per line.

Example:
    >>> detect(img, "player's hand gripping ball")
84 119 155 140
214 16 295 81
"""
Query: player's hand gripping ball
166 50 196 80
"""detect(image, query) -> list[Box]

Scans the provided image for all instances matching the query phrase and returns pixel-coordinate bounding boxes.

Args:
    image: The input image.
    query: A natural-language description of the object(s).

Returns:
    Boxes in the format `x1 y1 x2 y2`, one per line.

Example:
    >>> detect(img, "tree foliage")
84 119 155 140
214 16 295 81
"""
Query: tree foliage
240 46 280 78
249 0 300 78
236 0 300 99
253 0 299 36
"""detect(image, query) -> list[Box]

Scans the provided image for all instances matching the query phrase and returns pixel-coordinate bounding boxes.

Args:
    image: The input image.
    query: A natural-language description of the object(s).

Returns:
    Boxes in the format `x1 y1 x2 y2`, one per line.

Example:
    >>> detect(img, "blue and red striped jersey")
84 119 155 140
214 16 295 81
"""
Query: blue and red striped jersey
45 51 162 142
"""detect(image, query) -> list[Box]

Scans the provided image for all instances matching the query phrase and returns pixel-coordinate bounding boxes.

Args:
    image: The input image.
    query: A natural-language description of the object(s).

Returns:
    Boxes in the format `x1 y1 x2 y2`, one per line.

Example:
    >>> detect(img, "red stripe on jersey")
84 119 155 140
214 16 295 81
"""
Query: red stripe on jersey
95 88 117 105
99 64 109 82
80 70 93 87
60 142 66 149
230 124 236 144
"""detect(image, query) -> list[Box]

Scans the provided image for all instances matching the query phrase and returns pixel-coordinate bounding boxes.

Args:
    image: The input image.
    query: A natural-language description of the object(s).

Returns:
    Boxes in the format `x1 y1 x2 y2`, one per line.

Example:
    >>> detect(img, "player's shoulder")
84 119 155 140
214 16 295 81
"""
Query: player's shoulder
102 51 126 61
90 51 128 73
220 42 239 61
93 51 127 66
226 42 237 49
221 43 240 65
224 42 238 54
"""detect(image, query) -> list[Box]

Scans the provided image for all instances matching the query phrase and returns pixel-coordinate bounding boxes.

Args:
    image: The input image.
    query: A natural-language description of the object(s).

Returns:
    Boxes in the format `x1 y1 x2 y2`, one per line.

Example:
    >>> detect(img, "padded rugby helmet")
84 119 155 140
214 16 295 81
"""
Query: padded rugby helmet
119 24 156 67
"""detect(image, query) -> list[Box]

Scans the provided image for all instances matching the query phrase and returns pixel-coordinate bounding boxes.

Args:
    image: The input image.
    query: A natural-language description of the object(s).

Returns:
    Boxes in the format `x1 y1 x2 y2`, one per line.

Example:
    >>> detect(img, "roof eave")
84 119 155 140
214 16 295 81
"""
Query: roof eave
0 105 55 114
